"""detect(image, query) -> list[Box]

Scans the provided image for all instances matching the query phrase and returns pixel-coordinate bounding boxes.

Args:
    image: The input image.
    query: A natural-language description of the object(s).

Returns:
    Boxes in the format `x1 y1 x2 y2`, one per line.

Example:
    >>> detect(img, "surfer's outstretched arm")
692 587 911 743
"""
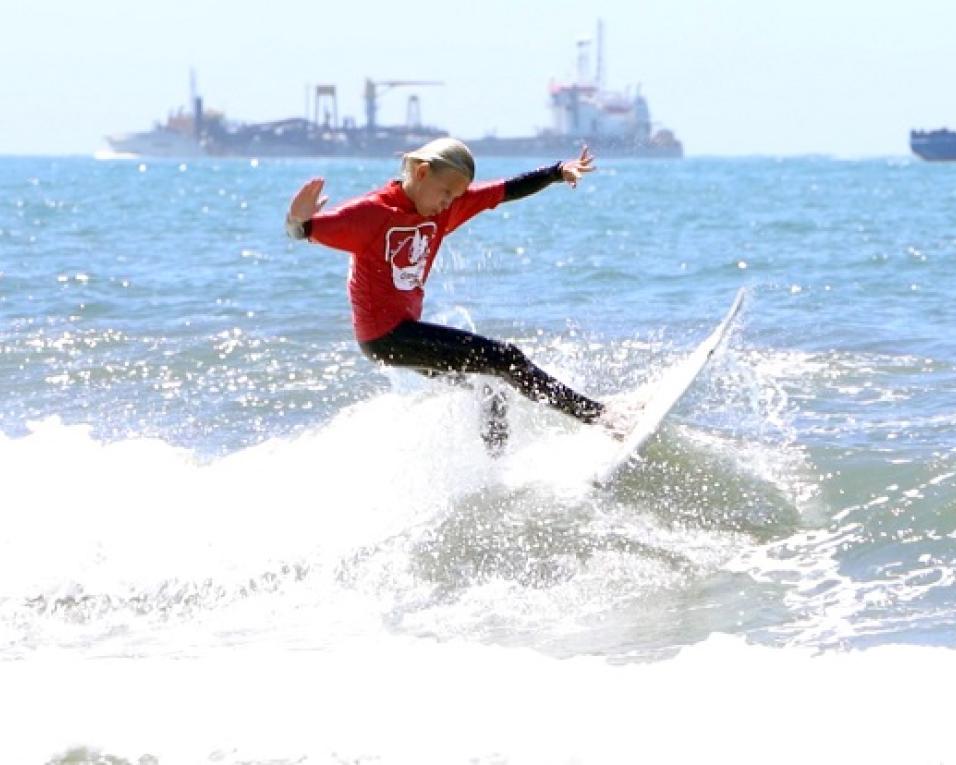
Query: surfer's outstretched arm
503 145 595 202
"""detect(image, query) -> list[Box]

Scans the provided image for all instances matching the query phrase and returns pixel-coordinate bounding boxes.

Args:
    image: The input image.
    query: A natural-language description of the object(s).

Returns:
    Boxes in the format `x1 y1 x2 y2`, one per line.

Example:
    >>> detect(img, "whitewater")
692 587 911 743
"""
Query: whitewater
1 154 954 763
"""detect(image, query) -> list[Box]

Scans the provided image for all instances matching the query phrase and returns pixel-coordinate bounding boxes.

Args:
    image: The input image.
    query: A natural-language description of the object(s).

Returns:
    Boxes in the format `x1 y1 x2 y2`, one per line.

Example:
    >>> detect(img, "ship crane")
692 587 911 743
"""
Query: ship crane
364 78 442 132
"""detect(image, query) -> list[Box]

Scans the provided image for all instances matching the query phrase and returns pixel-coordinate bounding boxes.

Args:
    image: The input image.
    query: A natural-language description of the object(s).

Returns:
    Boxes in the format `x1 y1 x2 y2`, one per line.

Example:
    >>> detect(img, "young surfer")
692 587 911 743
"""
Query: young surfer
286 138 618 431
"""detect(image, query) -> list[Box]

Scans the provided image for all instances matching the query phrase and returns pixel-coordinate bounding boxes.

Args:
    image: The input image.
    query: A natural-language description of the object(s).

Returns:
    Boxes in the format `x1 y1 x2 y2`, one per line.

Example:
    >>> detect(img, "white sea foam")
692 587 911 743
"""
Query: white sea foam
3 379 950 764
91 148 138 161
2 634 954 765
0 380 787 658
0 398 496 598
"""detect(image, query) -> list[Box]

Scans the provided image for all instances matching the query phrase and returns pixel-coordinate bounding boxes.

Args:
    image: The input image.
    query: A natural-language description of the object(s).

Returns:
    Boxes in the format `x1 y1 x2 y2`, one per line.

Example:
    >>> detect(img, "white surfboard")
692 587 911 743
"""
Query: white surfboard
593 288 746 485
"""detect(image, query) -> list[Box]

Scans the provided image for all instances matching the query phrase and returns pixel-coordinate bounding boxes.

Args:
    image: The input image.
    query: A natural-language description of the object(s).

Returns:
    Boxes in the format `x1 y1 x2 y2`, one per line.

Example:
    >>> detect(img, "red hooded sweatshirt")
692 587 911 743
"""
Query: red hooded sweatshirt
308 178 505 342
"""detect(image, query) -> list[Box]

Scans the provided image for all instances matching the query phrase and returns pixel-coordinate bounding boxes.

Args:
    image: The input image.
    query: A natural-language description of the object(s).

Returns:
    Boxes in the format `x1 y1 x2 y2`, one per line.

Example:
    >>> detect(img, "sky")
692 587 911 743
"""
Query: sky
2 0 955 157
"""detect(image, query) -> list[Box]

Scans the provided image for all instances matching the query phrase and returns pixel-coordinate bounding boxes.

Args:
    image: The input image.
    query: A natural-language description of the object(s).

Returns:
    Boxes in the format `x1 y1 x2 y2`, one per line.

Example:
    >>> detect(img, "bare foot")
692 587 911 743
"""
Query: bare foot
596 405 632 441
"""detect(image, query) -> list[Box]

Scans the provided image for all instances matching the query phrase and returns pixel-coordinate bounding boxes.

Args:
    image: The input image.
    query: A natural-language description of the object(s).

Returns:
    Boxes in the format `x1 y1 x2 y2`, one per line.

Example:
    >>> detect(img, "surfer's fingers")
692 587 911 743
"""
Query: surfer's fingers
308 180 328 206
565 151 595 177
294 178 323 201
562 165 580 188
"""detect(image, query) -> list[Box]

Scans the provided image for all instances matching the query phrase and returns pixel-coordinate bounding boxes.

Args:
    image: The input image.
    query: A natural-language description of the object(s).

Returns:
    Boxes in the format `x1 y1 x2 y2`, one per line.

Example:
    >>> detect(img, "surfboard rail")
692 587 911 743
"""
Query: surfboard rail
592 288 746 486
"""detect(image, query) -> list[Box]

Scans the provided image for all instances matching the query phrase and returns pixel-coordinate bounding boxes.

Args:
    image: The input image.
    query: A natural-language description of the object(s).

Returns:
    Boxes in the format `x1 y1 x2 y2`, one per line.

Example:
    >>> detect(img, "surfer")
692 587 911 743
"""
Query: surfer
286 138 619 431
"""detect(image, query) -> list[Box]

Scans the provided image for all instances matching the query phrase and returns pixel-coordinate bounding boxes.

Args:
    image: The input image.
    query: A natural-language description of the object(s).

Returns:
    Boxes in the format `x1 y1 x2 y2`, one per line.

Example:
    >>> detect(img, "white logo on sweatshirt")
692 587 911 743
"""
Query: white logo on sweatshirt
385 223 437 291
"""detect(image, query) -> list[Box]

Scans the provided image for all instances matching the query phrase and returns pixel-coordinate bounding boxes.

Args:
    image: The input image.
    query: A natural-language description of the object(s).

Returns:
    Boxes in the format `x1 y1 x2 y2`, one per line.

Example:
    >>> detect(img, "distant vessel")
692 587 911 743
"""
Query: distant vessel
106 126 205 157
910 129 956 162
105 74 447 159
104 23 681 160
106 107 206 157
106 71 209 157
469 21 682 158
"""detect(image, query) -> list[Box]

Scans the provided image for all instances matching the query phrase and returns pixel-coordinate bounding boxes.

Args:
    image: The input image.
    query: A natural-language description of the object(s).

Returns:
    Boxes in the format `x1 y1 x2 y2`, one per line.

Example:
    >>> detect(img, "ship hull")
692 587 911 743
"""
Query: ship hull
104 129 682 160
465 134 683 159
104 123 450 160
105 130 205 158
910 129 956 162
206 126 448 158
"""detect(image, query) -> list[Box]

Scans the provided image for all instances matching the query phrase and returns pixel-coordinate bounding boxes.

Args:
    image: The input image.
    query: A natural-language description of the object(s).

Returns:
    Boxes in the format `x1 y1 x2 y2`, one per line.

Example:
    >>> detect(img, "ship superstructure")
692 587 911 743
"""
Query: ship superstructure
550 22 651 142
469 21 682 157
106 73 447 159
106 71 214 157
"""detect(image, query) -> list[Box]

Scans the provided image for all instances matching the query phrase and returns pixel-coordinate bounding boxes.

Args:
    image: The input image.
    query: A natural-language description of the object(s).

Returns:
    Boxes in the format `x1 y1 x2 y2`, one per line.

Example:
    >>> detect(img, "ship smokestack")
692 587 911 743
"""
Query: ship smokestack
189 68 203 139
193 96 204 139
576 38 591 86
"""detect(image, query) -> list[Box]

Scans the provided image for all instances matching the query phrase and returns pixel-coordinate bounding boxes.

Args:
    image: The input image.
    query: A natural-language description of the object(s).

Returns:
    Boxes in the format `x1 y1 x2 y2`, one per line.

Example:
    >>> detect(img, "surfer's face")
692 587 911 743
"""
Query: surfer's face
409 164 469 217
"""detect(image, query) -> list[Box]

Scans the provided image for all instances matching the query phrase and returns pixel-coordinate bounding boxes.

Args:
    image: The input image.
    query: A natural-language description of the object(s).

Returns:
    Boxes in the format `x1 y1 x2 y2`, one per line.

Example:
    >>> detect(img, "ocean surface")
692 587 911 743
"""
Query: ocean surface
1 153 955 763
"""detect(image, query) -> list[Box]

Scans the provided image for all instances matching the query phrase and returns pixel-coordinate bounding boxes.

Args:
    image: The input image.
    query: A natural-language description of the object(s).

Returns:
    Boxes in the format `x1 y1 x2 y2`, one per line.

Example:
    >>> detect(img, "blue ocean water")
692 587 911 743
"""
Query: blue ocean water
1 154 955 763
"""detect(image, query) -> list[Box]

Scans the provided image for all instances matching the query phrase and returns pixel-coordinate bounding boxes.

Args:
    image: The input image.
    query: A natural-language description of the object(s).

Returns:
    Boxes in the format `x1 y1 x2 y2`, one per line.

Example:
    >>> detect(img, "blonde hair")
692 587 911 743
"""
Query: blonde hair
402 137 475 182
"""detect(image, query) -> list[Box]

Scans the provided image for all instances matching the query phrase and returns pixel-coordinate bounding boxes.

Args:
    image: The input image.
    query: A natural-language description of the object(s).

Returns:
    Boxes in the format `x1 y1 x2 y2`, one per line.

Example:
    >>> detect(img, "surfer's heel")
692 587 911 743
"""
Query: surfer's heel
480 384 509 457
596 405 631 441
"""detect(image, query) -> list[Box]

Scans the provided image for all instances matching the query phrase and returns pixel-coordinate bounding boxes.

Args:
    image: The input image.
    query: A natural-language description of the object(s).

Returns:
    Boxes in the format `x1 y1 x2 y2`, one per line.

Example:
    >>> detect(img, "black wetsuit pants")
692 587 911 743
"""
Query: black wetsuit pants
360 320 605 424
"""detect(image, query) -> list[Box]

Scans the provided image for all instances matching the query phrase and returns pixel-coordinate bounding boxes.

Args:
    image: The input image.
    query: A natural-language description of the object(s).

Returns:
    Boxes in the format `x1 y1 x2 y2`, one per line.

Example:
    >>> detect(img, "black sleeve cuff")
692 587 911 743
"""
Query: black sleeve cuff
502 161 563 202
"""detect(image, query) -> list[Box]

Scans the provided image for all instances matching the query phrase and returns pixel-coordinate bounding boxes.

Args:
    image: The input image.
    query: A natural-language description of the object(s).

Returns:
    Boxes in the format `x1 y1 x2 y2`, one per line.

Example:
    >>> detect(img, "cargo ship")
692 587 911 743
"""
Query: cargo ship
105 24 681 159
105 109 207 158
105 74 208 158
106 73 448 159
910 129 956 162
470 21 682 158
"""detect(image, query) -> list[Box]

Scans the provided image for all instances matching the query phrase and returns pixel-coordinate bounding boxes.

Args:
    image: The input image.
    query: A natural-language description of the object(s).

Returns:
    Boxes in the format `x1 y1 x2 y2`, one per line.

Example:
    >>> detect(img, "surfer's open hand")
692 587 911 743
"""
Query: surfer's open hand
289 177 329 223
559 145 596 188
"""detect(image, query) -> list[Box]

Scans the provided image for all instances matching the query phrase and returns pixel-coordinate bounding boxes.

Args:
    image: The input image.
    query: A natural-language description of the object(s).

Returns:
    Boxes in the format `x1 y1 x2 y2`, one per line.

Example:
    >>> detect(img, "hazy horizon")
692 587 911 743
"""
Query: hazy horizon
4 0 955 158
